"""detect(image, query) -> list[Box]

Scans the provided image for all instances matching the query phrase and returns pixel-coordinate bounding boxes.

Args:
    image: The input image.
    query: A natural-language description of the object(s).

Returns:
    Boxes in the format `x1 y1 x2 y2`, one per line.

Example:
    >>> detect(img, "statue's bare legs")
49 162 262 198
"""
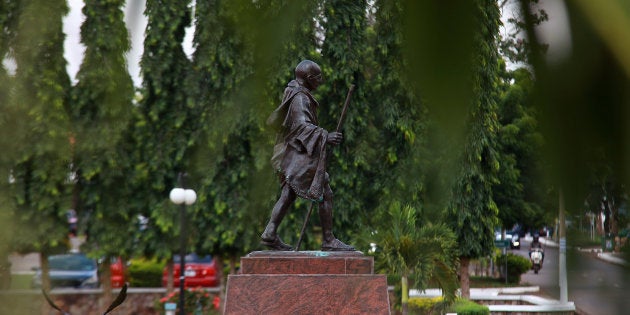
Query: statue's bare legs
261 176 354 251
319 181 354 251
261 182 295 250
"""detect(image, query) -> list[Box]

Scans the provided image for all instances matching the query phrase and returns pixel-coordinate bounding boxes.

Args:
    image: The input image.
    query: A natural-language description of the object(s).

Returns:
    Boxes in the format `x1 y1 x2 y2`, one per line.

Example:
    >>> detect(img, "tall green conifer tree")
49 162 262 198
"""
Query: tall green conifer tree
445 0 501 298
70 0 134 300
133 0 193 262
9 0 72 291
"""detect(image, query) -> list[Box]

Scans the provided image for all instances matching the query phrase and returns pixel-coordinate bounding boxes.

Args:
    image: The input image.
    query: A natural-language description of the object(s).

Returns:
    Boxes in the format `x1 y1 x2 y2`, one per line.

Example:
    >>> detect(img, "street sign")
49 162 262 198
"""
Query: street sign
495 240 509 248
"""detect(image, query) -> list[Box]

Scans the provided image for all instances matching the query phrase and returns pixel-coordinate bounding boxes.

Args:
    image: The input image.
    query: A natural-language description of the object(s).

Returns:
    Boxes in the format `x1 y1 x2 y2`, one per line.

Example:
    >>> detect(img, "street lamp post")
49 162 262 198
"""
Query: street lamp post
169 173 197 315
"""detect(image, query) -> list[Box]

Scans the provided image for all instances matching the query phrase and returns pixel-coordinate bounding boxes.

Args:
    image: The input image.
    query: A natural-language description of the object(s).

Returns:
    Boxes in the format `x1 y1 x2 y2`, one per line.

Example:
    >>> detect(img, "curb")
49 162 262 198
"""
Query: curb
412 286 576 313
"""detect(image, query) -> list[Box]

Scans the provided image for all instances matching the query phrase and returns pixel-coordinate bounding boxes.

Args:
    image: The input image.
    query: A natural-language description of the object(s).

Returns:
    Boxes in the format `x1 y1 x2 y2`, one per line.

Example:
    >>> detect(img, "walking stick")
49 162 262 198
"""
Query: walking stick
294 84 355 251
295 202 315 252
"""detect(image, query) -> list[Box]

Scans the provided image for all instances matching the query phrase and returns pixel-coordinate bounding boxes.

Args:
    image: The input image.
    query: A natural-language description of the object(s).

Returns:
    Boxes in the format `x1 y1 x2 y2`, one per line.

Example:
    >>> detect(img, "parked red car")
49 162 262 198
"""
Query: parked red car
162 254 218 288
109 257 126 288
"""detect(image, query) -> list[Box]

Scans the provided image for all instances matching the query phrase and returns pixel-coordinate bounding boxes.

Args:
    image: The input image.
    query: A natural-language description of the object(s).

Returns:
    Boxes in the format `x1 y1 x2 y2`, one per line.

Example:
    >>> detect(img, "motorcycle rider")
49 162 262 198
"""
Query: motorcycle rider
529 233 545 264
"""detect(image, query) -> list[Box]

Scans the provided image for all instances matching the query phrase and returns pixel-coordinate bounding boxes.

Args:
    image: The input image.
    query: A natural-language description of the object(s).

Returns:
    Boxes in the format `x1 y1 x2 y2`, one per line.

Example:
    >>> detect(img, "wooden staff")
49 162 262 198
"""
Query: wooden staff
295 84 356 251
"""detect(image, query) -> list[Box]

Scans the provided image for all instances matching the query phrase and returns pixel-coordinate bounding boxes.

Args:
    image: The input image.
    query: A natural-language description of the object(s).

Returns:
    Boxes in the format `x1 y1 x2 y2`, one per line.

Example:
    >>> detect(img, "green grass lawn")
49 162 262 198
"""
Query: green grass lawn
470 276 521 288
567 228 603 248
10 274 33 290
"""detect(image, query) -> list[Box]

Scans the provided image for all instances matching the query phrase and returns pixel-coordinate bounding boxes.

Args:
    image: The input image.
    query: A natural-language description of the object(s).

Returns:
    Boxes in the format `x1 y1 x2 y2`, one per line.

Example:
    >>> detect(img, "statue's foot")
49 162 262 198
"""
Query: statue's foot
261 235 294 251
321 238 355 251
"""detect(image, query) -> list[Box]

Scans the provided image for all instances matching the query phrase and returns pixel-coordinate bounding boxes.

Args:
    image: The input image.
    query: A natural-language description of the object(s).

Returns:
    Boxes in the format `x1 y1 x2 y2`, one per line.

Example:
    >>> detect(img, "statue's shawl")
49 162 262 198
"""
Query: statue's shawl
267 80 328 201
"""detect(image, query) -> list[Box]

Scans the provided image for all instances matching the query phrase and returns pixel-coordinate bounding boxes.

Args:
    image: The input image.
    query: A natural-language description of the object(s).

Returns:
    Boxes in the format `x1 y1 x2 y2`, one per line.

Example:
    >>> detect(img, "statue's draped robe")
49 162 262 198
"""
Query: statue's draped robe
267 80 328 201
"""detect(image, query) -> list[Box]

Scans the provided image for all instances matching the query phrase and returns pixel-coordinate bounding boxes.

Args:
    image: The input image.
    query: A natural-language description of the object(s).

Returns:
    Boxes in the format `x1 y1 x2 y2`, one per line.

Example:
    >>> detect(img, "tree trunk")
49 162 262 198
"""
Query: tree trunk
40 254 51 314
460 257 470 298
401 275 409 315
101 259 113 308
166 260 174 293
216 254 225 313
40 253 50 292
229 256 236 275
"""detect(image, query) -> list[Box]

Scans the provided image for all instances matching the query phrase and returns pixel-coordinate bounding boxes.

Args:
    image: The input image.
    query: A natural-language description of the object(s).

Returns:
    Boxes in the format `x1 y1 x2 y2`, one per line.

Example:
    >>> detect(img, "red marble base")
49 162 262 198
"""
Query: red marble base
241 250 373 275
224 251 390 315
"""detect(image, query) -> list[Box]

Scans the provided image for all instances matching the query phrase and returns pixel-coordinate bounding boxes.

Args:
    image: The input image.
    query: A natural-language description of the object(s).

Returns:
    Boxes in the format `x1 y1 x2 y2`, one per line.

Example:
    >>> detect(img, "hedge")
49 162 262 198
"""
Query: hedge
493 253 532 283
127 258 165 287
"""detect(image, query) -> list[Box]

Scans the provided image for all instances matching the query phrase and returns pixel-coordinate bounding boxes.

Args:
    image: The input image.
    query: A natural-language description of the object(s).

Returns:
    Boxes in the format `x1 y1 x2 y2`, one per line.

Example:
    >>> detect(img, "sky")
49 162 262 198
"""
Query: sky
499 0 571 69
63 0 196 87
44 0 571 87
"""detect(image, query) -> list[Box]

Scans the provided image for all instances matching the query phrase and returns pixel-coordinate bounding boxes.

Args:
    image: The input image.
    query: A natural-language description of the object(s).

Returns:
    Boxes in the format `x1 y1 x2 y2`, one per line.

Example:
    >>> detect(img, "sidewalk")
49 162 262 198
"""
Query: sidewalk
8 252 39 275
534 235 629 267
587 249 627 266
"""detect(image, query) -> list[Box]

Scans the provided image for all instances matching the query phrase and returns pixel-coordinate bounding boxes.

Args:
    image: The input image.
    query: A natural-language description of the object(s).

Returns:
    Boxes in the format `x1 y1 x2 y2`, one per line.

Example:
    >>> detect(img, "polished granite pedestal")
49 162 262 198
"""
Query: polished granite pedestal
224 251 390 314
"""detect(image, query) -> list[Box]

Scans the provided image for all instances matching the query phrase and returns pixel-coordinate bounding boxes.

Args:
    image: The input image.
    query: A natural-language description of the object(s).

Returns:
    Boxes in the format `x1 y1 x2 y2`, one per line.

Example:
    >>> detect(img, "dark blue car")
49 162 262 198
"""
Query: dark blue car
32 253 99 289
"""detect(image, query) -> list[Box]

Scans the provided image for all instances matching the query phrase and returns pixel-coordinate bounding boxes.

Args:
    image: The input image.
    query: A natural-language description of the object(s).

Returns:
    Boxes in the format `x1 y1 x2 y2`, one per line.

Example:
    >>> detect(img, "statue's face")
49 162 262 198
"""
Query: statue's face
305 68 322 91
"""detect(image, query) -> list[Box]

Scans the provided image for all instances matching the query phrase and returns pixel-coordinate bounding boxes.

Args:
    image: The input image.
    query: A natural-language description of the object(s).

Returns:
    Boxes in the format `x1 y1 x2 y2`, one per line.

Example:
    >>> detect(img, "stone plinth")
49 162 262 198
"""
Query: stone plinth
224 251 390 315
241 250 373 275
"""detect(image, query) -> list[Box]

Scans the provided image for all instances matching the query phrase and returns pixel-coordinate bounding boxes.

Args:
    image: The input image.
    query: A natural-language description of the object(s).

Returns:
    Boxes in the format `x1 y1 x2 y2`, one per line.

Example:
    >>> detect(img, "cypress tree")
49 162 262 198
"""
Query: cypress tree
445 0 502 298
9 0 72 291
70 0 134 300
132 0 193 262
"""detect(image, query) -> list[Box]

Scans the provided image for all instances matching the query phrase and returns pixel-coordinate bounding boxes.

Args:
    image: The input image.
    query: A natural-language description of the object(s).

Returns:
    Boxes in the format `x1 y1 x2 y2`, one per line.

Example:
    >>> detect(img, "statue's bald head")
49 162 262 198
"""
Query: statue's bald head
295 60 322 91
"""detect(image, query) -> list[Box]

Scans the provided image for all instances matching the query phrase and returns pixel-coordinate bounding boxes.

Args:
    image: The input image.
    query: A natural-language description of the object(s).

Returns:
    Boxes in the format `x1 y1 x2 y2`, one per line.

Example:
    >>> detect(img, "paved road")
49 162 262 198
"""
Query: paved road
515 239 629 315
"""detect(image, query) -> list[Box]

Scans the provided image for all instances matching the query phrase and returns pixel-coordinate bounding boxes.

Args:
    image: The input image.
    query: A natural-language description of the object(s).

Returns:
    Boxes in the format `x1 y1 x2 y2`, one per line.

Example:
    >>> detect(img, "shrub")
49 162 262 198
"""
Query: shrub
128 258 165 287
449 299 489 315
408 296 444 315
493 253 532 283
155 287 220 315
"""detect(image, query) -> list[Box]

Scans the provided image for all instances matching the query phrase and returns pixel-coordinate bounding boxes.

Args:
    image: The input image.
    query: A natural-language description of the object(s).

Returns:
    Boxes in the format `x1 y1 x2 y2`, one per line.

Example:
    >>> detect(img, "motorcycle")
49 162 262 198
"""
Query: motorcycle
530 248 544 274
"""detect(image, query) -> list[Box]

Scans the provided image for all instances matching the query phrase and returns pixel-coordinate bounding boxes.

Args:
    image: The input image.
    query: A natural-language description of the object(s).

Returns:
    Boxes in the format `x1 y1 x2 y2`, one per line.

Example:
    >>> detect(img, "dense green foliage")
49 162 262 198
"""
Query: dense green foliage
445 0 501 261
365 0 431 222
494 67 547 230
8 0 71 258
0 0 505 298
132 0 194 261
188 0 267 265
440 0 502 298
4 0 630 306
71 0 135 265
318 0 371 239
